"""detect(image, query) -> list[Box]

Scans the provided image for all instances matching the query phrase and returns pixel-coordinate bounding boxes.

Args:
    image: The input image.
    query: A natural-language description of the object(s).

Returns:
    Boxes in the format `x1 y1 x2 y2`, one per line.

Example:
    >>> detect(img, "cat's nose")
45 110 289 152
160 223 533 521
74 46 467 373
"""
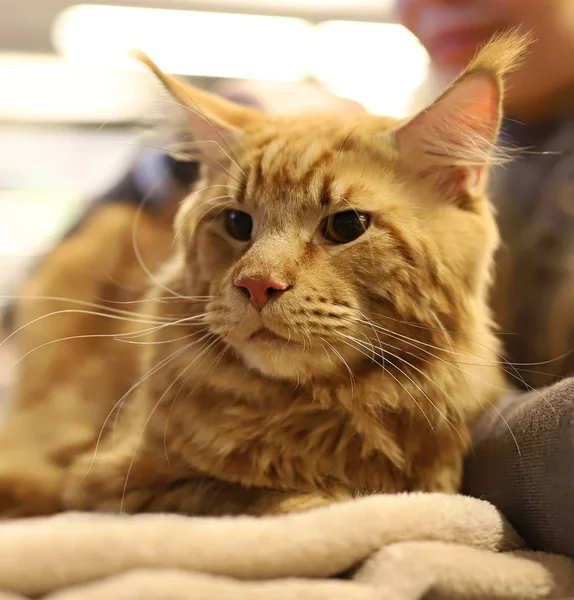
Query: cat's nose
234 277 289 310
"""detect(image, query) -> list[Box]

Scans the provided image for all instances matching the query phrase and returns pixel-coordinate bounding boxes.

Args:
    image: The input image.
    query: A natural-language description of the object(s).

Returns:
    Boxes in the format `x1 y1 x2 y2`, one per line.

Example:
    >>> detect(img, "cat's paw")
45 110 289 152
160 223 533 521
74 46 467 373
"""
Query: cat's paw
63 450 164 513
258 491 339 516
62 452 127 512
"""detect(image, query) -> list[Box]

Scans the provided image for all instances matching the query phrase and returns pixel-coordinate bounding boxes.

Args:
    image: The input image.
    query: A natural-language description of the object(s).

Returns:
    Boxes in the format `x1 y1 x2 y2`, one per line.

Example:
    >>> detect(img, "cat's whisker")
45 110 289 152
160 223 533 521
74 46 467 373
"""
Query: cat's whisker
153 95 248 169
0 295 178 323
429 310 485 409
339 331 449 420
9 325 200 369
348 305 486 337
304 327 314 352
166 96 248 175
297 323 311 352
117 328 209 346
101 295 215 305
365 326 510 394
336 335 435 432
351 314 508 376
163 382 186 468
320 337 356 393
161 329 224 466
343 331 455 426
86 136 243 186
479 396 523 458
349 308 385 370
318 340 333 365
194 203 231 234
173 193 235 243
354 306 566 382
86 335 210 479
117 313 209 340
429 308 540 395
346 313 557 423
162 339 226 466
120 333 220 513
169 138 247 180
348 316 495 365
294 367 301 391
0 308 187 353
348 314 557 406
130 181 190 300
8 308 208 356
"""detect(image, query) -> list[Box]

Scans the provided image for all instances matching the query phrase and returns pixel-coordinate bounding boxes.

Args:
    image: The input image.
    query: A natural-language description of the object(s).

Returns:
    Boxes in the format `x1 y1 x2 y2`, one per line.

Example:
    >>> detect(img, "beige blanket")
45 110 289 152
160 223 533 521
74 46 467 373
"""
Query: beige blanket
0 493 572 599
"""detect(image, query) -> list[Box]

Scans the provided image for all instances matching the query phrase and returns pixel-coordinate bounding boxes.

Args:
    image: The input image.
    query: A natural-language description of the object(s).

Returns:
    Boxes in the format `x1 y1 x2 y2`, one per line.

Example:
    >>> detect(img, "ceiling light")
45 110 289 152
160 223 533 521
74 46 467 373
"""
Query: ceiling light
53 4 313 81
0 53 154 122
310 21 430 116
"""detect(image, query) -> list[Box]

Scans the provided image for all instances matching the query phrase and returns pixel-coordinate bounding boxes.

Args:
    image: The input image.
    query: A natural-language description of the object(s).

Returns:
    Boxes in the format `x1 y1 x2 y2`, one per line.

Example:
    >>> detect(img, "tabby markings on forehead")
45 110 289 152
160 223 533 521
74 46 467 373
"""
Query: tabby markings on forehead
320 178 332 208
234 169 249 205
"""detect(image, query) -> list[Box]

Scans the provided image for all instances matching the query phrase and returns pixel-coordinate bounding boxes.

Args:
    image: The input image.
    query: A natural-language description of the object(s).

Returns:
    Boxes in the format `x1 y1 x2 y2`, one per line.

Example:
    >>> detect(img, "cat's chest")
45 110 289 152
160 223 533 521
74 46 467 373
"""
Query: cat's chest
162 383 408 493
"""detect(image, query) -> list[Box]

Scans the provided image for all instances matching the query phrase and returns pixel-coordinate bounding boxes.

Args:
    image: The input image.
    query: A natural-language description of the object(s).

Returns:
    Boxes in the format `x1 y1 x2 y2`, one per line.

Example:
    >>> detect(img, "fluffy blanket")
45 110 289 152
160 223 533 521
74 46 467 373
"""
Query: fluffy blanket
0 492 572 600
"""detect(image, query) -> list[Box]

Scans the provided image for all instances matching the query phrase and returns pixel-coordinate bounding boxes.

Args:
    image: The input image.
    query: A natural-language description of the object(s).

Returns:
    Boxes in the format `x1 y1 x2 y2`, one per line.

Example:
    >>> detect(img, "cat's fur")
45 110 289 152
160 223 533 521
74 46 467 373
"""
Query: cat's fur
0 32 526 517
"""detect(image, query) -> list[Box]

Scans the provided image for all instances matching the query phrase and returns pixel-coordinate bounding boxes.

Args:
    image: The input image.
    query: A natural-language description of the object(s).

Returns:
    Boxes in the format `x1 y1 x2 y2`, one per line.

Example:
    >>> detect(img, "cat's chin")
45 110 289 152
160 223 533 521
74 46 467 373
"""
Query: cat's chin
234 337 339 382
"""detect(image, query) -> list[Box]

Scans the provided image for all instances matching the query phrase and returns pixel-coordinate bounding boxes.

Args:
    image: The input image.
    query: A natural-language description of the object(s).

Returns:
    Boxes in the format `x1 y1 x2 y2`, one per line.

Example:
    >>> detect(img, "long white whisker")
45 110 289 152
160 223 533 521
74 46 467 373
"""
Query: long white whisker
130 181 184 299
84 337 204 479
336 334 435 431
0 308 181 351
348 315 555 413
120 334 219 513
0 295 178 322
118 312 208 340
343 332 453 426
320 336 355 392
117 329 207 345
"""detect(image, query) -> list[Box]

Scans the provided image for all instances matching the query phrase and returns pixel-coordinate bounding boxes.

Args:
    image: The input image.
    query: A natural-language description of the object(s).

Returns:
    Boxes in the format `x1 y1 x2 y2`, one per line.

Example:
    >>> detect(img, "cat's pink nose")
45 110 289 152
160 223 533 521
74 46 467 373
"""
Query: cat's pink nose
235 277 289 310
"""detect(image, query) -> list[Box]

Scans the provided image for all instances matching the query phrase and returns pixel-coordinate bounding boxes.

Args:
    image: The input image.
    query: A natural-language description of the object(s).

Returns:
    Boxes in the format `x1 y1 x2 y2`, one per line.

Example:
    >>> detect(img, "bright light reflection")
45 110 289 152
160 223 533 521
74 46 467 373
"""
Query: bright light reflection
310 21 430 116
53 5 313 81
0 53 154 122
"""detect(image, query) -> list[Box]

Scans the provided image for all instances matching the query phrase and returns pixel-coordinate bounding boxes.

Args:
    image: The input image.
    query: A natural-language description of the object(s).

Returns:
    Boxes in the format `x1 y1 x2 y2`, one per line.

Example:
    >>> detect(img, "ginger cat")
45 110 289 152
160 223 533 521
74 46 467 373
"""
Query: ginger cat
0 32 526 518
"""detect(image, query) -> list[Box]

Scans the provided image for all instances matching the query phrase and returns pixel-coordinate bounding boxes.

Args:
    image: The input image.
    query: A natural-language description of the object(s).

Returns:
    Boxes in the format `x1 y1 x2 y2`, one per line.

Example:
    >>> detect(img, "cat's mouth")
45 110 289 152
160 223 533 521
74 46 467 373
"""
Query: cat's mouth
249 328 302 347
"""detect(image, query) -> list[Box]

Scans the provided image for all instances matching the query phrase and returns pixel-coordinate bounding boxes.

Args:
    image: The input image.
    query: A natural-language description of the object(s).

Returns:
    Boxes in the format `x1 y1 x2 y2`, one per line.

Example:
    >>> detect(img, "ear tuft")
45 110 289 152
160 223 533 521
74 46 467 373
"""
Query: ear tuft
131 49 264 176
464 27 532 81
393 29 531 204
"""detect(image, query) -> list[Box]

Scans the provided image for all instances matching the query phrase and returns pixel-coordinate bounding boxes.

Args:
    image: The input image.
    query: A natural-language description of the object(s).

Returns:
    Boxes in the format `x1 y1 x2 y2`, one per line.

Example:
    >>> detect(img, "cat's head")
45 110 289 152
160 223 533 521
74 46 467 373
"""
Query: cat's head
137 32 527 383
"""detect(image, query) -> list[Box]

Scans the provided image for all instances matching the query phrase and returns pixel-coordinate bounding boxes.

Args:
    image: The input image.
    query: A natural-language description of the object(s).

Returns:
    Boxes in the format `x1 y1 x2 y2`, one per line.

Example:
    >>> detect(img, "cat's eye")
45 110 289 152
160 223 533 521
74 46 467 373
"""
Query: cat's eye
321 211 370 244
224 210 253 241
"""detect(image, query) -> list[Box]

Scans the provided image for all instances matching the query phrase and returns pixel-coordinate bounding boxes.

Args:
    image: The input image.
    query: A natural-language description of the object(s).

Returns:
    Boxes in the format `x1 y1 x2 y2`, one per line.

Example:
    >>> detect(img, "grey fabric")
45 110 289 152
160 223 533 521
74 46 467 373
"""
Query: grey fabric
464 376 574 557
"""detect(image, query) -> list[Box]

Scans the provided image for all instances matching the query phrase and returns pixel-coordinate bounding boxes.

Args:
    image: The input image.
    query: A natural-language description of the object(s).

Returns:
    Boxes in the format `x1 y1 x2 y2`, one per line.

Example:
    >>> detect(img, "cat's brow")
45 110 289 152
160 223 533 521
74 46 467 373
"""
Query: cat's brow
234 170 249 204
319 177 332 207
321 182 362 212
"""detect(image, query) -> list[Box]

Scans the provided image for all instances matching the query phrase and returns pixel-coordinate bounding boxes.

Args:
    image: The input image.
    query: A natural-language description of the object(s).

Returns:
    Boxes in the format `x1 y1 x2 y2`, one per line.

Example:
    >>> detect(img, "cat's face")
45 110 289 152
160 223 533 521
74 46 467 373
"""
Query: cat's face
136 32 526 382
179 116 496 382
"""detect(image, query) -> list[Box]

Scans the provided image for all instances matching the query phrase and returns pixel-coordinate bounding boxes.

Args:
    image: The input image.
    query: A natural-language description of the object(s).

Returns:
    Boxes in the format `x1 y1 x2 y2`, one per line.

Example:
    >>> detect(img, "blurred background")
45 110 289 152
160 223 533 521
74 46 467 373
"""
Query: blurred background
0 0 438 302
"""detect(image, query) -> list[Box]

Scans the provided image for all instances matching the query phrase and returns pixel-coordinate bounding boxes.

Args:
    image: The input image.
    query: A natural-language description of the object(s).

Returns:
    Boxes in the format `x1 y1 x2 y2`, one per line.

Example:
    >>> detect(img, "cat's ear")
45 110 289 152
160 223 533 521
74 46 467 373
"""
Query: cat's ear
391 30 530 206
132 50 263 173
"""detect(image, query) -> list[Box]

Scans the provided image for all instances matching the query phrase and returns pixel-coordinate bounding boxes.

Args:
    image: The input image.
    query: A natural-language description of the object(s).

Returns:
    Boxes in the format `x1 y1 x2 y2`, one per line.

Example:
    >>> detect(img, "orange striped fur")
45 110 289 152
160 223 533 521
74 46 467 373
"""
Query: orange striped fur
0 32 527 517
